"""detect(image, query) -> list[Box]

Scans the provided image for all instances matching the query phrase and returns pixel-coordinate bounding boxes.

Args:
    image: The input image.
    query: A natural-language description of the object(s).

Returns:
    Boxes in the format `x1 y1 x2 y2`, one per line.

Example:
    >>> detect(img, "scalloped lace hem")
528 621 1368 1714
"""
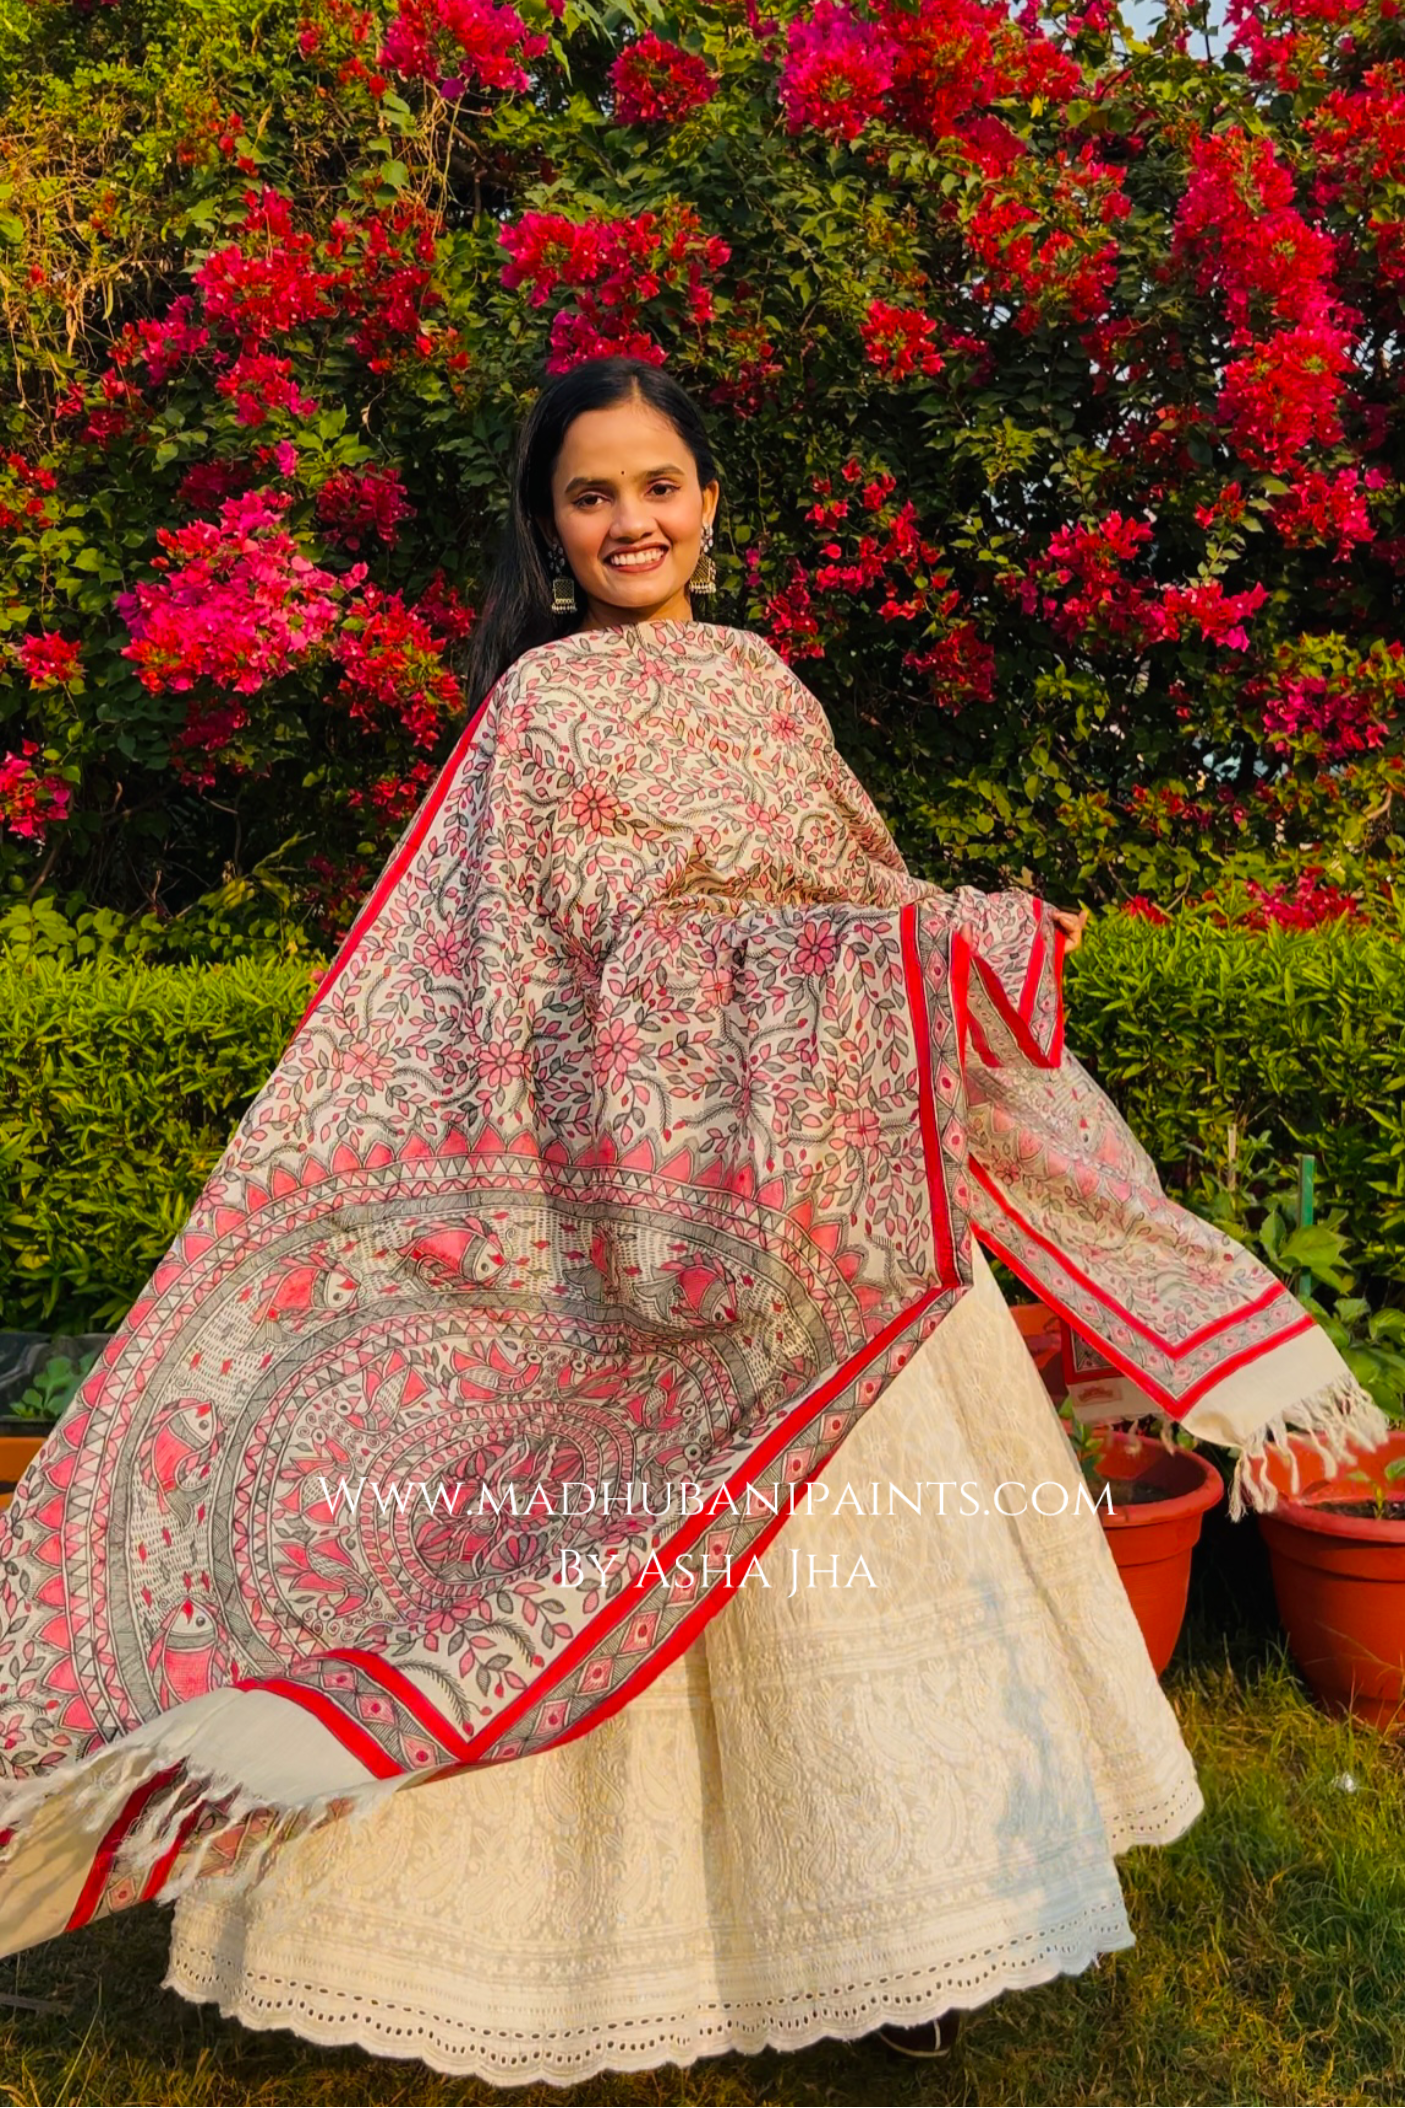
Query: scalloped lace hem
164 1891 1140 2086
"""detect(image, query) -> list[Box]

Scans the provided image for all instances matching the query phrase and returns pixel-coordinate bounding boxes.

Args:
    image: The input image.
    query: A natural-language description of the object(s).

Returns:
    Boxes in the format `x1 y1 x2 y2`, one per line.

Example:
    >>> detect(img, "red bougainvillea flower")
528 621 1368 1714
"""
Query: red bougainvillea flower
964 145 1129 334
1216 321 1355 473
875 0 1077 149
116 489 360 700
214 350 320 428
1172 128 1338 333
707 316 785 416
414 569 477 645
194 190 342 341
611 35 717 124
902 621 996 708
1120 895 1170 925
0 452 58 533
1271 465 1381 559
380 0 547 96
777 0 898 142
316 464 416 550
1262 647 1403 759
17 631 83 689
1240 868 1362 929
499 205 729 370
1226 0 1367 93
1307 63 1405 292
547 307 667 371
347 757 439 823
109 294 212 386
333 584 465 749
761 559 825 661
0 742 72 843
1158 579 1269 652
1027 512 1162 650
860 299 944 379
176 458 260 512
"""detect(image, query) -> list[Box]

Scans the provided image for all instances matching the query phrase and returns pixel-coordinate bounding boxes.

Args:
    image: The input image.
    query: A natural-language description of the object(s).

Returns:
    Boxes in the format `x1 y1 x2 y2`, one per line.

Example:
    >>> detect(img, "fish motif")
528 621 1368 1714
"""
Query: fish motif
138 1396 219 1523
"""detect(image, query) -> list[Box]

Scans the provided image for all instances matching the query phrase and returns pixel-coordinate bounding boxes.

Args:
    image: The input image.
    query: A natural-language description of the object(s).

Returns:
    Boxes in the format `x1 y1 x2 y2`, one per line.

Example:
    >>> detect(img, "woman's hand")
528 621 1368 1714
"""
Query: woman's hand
1050 905 1090 953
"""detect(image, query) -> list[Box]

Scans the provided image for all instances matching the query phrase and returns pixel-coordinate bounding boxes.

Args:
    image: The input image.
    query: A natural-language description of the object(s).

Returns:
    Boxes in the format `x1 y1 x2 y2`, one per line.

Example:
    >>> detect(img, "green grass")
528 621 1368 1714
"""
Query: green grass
4 1532 1405 2107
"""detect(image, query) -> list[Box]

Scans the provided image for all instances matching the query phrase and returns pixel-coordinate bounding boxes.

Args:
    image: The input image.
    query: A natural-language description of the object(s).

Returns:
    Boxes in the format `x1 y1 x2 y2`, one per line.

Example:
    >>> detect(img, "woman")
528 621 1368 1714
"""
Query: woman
0 359 1386 2085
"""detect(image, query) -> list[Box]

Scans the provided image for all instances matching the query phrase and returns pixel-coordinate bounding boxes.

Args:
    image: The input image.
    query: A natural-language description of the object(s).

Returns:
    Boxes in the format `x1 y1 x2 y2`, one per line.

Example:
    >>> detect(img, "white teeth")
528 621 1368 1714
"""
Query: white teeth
607 550 665 568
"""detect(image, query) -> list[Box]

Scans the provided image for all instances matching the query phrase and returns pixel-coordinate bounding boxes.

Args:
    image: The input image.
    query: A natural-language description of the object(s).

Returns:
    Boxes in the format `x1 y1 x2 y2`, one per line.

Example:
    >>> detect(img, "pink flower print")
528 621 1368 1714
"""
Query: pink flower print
838 1106 881 1153
569 780 623 834
594 1017 644 1087
480 1038 530 1088
794 920 839 976
415 928 467 976
344 1041 398 1093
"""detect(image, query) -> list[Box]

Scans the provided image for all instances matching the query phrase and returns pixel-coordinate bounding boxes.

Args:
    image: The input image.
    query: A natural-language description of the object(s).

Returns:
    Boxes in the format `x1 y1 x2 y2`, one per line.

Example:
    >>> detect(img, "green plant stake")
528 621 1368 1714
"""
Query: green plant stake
1298 1153 1316 1301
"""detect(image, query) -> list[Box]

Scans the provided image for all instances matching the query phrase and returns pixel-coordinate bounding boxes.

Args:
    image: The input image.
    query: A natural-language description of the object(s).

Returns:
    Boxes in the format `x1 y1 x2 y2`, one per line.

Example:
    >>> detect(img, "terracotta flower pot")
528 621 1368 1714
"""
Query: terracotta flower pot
1256 1428 1405 1733
1089 1429 1224 1676
1009 1301 1064 1401
0 1431 49 1514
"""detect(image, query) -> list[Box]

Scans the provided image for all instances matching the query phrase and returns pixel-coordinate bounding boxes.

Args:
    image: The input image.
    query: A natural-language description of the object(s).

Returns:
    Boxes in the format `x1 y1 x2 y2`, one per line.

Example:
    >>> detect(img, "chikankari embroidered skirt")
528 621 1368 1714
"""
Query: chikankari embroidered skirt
163 1247 1204 2086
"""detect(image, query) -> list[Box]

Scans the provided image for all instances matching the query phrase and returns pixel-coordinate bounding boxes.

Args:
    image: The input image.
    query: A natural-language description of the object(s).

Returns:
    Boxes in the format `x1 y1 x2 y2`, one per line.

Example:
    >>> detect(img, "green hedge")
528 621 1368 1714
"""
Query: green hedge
3 919 1403 1333
1 956 319 1332
1064 917 1405 1295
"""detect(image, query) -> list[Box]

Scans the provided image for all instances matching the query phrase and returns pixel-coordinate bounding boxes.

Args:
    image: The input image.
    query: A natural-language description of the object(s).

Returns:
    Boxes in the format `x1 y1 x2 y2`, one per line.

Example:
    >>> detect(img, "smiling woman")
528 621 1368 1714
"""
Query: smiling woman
0 357 1387 2090
545 412 719 627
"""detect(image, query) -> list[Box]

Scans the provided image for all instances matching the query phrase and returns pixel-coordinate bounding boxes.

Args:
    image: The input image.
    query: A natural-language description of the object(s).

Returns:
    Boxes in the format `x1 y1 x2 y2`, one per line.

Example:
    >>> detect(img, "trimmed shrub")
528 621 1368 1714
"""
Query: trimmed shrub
3 914 1403 1333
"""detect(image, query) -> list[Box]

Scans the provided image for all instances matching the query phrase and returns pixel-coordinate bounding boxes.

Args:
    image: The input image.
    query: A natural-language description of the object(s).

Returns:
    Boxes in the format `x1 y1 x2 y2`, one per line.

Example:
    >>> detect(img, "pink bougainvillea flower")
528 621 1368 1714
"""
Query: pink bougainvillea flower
777 0 898 142
611 35 717 124
0 742 72 842
380 0 547 96
116 489 359 702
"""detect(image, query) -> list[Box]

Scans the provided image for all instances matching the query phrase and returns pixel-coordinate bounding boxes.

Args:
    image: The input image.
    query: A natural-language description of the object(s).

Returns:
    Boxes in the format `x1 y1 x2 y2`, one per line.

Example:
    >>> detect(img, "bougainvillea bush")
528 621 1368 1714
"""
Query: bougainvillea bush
1 0 1403 959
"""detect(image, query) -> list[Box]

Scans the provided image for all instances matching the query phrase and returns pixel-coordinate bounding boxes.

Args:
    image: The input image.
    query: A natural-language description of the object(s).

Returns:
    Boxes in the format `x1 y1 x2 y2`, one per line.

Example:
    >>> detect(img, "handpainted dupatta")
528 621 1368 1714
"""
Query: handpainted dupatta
0 616 1386 1955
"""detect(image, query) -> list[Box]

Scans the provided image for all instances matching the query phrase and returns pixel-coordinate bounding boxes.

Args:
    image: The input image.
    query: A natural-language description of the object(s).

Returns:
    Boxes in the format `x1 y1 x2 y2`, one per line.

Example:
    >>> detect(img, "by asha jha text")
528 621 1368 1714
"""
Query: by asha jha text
556 1544 880 1596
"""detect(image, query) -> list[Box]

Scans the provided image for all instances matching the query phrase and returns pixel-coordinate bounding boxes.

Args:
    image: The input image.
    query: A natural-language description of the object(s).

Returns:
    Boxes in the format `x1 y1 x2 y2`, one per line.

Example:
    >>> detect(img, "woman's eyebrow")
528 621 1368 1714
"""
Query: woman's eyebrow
562 463 686 495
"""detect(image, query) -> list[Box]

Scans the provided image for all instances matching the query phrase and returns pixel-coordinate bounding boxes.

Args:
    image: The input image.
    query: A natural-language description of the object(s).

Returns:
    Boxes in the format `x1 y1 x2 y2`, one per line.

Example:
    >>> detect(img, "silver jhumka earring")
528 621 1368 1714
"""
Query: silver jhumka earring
689 521 717 597
548 539 579 615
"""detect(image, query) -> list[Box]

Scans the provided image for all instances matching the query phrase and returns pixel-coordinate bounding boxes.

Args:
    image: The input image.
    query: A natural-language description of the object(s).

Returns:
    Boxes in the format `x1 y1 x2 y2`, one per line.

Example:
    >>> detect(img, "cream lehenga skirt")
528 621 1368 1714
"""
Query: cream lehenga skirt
163 1248 1204 2086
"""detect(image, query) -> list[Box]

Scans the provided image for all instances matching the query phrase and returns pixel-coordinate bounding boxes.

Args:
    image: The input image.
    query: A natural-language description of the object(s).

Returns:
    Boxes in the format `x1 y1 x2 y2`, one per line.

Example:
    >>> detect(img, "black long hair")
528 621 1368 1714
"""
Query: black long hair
458 357 722 713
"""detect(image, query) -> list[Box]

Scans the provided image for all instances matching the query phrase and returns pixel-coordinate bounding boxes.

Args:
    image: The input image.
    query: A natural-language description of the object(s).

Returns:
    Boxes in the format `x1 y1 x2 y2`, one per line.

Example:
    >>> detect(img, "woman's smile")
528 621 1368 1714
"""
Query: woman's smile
604 545 669 572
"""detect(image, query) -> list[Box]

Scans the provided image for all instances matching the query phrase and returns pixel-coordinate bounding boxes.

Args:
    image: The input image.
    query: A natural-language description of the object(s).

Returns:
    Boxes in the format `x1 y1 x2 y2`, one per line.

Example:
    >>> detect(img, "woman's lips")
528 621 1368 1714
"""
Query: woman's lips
604 547 668 572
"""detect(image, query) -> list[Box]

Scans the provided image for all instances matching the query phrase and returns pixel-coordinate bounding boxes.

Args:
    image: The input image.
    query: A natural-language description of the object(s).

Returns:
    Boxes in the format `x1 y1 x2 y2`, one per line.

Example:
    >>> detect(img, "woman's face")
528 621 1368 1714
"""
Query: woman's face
541 398 719 630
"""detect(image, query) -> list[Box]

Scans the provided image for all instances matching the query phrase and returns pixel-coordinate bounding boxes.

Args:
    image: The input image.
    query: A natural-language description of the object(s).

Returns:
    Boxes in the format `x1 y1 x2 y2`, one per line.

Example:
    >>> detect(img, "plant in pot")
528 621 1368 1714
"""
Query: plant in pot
1184 1131 1405 1731
0 1338 107 1512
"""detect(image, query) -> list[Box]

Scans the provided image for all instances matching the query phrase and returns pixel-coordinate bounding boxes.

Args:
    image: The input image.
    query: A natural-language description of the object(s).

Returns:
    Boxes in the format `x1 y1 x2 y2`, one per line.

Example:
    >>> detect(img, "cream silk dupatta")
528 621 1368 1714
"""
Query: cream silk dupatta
0 618 1386 1954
